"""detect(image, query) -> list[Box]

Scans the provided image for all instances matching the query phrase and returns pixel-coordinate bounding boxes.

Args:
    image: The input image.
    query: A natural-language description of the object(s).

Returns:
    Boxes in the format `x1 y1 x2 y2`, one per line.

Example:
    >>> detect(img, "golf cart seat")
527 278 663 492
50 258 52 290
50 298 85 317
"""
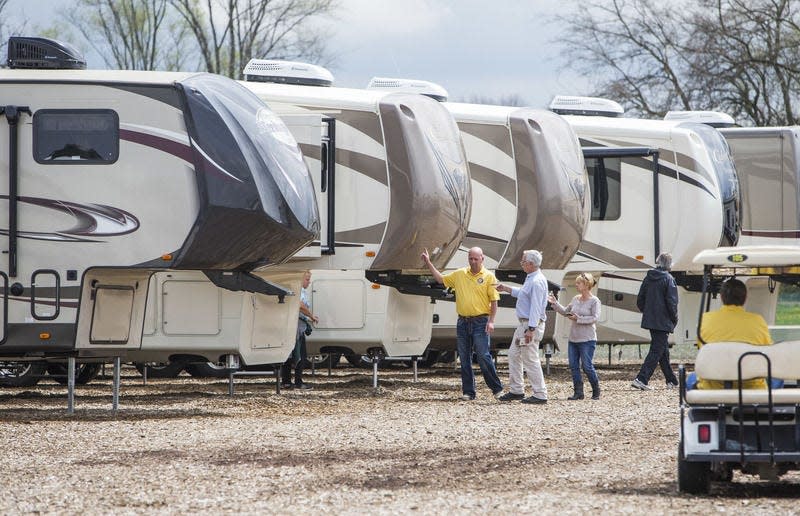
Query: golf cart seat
685 341 800 405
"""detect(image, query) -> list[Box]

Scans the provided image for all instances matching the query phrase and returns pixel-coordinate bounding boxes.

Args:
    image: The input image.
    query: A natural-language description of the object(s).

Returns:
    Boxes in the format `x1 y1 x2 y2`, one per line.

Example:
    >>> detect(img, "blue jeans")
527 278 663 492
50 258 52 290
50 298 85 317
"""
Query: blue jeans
636 329 678 385
456 316 503 398
568 340 599 388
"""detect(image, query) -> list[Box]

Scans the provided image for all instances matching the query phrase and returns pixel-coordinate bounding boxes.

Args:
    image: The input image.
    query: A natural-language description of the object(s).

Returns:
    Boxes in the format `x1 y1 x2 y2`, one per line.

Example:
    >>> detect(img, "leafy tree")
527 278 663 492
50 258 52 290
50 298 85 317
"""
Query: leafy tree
558 0 800 125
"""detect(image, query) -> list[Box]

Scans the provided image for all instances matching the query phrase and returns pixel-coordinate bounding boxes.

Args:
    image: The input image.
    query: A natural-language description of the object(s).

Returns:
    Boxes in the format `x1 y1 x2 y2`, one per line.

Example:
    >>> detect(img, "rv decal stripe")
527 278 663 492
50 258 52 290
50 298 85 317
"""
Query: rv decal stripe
462 234 507 262
583 141 715 198
120 128 194 164
335 149 388 186
334 222 386 244
0 196 139 242
742 229 800 238
468 162 517 205
465 231 507 244
8 296 79 309
577 242 648 269
458 122 514 158
597 287 641 316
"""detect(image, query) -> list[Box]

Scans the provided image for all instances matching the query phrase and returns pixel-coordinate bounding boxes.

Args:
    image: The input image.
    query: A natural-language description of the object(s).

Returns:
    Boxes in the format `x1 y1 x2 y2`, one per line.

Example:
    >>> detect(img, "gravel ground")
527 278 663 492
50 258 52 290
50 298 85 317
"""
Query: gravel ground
1 349 799 515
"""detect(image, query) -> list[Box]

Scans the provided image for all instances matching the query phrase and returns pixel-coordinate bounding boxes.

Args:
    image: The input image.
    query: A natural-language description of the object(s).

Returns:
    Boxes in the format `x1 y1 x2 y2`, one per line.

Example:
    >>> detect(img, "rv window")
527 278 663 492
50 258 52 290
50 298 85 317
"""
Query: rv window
33 110 119 164
586 157 621 221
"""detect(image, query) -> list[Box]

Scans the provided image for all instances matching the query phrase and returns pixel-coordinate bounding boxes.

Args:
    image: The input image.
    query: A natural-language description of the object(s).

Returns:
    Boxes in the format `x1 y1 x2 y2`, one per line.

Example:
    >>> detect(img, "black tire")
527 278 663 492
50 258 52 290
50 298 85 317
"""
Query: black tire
417 349 441 368
345 354 387 368
185 362 230 378
438 350 456 364
134 361 185 378
302 353 342 369
0 361 47 387
677 442 711 494
47 363 102 385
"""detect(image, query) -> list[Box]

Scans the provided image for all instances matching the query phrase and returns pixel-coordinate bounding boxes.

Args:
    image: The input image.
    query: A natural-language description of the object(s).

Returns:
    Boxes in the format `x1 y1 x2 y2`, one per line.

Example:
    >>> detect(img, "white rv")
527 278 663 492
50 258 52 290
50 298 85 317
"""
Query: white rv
548 96 741 348
359 79 589 362
139 60 472 368
712 127 800 332
0 38 319 387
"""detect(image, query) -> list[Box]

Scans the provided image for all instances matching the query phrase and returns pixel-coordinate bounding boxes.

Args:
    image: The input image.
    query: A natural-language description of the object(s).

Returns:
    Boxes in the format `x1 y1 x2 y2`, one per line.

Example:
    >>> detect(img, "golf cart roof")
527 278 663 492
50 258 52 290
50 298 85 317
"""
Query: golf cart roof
693 245 800 275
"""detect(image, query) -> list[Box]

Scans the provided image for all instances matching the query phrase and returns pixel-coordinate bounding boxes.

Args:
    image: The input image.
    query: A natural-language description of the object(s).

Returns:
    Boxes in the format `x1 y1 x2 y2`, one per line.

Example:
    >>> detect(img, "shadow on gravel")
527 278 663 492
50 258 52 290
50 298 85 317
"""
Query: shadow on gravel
0 407 221 422
597 478 800 499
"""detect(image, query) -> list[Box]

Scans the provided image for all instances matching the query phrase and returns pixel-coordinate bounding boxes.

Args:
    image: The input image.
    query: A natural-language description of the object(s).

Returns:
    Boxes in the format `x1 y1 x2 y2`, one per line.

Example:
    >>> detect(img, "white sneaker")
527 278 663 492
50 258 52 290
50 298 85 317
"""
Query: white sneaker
493 390 506 400
631 378 653 391
460 394 475 401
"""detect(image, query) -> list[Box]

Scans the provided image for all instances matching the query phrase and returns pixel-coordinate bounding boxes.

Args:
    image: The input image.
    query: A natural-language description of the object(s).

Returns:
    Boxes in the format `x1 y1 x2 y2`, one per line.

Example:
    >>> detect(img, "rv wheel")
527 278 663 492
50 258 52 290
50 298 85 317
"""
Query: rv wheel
0 361 47 387
677 443 711 494
134 361 186 378
185 362 230 378
417 349 441 368
345 354 387 368
302 353 342 369
47 363 102 385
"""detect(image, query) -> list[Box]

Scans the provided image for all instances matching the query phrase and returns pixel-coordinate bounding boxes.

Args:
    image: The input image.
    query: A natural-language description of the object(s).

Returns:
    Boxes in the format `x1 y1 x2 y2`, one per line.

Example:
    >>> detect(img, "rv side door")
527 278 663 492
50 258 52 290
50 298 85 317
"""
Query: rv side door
280 114 332 257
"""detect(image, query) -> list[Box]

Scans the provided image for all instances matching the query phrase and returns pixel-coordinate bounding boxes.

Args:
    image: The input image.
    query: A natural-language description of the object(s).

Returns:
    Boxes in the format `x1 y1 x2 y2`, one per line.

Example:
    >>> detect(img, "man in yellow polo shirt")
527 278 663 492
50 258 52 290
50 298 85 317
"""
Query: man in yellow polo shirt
422 247 505 401
697 278 772 389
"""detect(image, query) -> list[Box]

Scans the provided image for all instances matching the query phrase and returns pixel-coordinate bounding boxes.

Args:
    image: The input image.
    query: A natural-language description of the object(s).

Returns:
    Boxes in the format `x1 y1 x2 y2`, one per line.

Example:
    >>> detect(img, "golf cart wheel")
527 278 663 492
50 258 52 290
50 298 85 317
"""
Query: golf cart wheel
677 443 711 494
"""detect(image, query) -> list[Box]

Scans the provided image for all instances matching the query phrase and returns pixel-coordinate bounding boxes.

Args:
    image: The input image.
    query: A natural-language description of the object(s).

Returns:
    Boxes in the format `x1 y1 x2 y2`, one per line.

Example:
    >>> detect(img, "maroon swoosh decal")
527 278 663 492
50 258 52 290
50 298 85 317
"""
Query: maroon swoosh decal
120 128 194 163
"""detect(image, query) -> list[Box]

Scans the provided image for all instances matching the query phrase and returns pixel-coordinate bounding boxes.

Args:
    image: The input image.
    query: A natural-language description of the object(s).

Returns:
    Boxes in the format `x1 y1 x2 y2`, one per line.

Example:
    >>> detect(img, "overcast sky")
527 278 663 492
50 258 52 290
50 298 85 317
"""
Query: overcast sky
15 0 589 108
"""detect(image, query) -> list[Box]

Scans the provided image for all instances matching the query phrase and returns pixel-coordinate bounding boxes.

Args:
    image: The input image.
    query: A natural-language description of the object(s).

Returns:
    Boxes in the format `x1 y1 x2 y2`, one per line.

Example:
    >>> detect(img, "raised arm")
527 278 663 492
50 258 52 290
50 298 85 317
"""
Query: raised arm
421 248 445 284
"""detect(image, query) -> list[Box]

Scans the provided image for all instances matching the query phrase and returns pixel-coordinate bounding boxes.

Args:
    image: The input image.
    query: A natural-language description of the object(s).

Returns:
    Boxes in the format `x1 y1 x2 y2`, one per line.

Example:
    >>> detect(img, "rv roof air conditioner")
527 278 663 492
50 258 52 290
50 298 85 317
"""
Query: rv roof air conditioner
366 77 449 102
7 36 86 70
548 95 623 117
664 110 737 128
243 59 333 87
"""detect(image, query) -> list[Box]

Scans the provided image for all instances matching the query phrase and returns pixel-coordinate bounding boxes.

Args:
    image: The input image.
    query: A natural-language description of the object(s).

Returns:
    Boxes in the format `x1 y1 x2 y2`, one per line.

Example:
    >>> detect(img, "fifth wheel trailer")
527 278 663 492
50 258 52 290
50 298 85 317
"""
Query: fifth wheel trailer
546 96 741 350
127 59 472 373
0 38 319 392
363 78 590 358
240 61 471 363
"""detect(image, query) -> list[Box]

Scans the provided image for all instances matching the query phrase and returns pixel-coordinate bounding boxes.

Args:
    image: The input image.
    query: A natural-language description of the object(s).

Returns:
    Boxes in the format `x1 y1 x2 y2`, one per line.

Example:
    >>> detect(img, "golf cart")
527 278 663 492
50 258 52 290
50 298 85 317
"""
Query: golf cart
678 245 800 494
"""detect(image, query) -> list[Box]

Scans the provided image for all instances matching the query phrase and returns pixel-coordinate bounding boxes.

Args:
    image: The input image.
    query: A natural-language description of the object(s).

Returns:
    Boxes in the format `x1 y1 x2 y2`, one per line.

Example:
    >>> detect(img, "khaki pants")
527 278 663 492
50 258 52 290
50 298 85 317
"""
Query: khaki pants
508 319 547 398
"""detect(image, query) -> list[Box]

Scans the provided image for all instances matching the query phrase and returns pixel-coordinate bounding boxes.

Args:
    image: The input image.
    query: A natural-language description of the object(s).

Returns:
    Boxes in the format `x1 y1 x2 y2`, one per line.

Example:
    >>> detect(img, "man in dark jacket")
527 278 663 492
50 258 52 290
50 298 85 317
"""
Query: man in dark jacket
631 252 680 390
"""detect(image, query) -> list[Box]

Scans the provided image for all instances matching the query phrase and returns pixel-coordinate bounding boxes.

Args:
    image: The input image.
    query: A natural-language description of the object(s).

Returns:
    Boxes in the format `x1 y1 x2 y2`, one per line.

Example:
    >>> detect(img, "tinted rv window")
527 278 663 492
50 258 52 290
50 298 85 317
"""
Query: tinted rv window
586 157 621 221
681 122 738 203
33 110 119 164
180 74 316 228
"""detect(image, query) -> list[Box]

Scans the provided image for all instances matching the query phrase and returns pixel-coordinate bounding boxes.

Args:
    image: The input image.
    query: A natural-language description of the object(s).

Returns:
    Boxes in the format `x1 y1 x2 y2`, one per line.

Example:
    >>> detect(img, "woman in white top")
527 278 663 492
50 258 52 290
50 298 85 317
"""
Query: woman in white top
548 272 601 400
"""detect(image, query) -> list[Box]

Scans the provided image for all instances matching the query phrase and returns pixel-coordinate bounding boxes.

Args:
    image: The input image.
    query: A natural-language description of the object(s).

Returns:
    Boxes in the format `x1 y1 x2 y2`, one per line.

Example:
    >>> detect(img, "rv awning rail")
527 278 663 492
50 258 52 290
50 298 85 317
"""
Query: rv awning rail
582 146 658 158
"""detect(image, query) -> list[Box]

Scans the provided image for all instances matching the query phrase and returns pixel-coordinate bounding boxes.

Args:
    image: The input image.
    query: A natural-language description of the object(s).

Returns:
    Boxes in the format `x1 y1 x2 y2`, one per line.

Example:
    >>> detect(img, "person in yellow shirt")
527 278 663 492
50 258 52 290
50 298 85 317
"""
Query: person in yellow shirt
421 247 505 401
697 278 772 389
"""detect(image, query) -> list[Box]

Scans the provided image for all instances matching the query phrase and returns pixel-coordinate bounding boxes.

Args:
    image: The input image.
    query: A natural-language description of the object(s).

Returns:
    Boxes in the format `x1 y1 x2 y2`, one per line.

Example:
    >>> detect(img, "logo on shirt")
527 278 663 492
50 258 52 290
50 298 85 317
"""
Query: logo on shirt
477 278 484 284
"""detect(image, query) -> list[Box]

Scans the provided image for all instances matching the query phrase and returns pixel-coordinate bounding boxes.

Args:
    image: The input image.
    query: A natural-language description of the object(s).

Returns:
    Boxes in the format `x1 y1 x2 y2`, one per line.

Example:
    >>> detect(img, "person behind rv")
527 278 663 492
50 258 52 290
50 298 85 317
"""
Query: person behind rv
495 250 549 404
631 252 680 391
696 278 772 389
548 272 601 400
280 270 319 390
421 246 505 401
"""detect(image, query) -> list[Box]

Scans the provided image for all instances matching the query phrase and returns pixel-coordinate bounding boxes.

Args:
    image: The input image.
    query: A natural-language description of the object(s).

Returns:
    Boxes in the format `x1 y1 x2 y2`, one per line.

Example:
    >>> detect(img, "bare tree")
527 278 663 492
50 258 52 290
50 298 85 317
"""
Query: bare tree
0 0 28 58
169 0 338 79
557 0 800 125
460 94 527 106
66 0 193 71
689 0 800 126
